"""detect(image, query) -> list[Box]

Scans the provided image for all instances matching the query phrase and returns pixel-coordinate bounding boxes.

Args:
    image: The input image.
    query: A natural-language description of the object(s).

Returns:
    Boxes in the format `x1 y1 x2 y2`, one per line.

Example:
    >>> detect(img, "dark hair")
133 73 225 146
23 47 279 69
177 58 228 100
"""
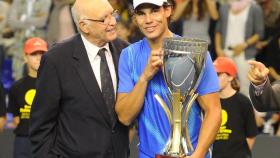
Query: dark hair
165 0 176 8
231 78 240 92
164 0 176 23
183 0 207 21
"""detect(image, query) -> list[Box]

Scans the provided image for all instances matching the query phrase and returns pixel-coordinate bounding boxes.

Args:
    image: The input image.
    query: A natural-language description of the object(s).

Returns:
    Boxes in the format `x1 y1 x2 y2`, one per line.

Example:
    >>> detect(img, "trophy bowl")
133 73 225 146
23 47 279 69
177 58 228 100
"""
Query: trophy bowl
155 37 208 158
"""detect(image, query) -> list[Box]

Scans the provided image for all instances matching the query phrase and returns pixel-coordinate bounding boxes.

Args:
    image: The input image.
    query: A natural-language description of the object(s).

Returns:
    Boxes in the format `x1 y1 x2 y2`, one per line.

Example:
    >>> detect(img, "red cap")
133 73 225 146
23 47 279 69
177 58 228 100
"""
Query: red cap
24 37 48 54
213 57 237 77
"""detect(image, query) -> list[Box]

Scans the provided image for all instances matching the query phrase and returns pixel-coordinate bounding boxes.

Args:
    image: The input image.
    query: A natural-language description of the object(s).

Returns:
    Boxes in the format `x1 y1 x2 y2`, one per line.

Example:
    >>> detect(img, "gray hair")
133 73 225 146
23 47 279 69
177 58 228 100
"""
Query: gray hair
71 5 82 33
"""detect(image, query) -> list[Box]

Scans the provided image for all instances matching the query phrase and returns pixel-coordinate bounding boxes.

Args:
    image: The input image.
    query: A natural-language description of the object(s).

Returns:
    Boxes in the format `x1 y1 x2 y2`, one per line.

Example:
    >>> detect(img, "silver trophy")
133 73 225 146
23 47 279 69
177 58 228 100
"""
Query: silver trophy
155 37 208 158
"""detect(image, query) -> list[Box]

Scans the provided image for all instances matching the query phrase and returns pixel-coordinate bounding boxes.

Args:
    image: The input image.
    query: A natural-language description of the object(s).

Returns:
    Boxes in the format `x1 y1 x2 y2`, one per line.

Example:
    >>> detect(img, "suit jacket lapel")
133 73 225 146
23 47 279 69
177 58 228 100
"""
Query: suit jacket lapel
109 41 119 81
72 35 111 126
108 41 121 126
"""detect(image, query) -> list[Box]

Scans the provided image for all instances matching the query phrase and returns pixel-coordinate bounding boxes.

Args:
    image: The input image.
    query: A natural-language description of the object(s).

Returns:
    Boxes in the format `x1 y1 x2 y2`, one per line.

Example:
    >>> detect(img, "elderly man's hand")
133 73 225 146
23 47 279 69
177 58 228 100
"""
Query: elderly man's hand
247 60 269 85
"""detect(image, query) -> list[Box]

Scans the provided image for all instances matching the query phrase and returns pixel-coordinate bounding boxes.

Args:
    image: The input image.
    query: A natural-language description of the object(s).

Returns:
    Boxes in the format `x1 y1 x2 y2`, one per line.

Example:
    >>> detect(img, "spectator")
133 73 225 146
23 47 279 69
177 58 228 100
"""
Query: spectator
212 57 258 158
109 0 130 22
172 0 219 43
170 0 220 59
255 0 280 82
215 0 264 96
47 0 77 47
7 37 48 158
8 0 51 80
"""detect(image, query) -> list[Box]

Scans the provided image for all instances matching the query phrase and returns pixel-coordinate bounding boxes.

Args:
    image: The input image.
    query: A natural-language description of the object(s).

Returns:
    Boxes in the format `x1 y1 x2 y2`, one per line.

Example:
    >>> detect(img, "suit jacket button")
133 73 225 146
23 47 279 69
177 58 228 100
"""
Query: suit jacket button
112 130 115 133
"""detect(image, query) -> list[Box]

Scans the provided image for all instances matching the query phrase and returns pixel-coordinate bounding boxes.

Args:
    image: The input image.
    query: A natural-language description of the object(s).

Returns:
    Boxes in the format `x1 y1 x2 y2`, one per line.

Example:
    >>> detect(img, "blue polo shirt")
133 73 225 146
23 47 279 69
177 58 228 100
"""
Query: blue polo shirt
118 37 219 158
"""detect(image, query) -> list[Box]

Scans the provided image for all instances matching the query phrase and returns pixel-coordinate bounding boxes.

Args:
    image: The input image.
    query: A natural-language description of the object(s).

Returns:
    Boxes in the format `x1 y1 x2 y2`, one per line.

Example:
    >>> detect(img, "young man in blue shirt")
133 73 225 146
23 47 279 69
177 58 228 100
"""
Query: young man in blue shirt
115 0 222 157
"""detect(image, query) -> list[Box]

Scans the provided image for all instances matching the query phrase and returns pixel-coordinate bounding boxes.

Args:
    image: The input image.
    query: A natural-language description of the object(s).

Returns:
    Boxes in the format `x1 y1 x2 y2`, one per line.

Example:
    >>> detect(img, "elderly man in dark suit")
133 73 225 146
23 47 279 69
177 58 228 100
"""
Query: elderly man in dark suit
29 0 129 157
248 60 280 112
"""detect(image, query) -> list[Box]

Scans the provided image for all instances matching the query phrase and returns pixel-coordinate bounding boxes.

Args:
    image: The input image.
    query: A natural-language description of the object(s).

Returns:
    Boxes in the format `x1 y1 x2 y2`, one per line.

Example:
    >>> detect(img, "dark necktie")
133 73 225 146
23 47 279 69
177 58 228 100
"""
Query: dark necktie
98 48 116 124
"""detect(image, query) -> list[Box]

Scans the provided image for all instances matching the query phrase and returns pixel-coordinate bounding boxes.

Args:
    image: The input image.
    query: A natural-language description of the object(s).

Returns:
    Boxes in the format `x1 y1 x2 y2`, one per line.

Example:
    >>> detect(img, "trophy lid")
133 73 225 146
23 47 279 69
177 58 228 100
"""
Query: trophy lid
163 37 208 54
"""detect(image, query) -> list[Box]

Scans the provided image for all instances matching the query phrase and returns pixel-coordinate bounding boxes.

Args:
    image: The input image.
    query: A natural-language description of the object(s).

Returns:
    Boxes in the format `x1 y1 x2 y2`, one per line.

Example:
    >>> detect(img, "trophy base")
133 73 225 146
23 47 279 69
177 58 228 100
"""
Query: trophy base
155 154 184 158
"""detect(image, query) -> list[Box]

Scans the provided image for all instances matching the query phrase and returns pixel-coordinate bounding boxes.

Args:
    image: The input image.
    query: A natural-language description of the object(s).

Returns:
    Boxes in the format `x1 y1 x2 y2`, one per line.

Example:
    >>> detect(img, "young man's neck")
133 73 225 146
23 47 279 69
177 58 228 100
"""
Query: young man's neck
147 29 173 51
219 85 236 99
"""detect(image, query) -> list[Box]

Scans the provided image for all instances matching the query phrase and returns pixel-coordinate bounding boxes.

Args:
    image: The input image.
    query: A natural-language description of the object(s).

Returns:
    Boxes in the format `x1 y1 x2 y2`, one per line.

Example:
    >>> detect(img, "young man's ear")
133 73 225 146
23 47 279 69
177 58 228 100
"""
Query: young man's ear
164 6 173 19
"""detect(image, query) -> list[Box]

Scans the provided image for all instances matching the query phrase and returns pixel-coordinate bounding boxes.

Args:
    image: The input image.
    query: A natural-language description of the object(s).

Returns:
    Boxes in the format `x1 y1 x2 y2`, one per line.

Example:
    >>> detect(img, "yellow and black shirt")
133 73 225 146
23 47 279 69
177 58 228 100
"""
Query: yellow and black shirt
8 76 36 136
213 92 258 158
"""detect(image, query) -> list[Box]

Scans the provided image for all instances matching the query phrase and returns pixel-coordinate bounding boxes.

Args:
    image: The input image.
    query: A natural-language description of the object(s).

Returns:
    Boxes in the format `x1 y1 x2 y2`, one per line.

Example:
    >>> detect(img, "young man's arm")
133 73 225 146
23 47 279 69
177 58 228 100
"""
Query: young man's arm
187 53 221 158
190 93 221 158
115 50 163 126
116 79 148 126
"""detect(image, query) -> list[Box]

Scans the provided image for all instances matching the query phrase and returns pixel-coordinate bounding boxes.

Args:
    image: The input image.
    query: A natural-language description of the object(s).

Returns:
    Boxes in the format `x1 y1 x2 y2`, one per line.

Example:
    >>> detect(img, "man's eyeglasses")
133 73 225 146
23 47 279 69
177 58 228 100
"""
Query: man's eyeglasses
83 10 119 25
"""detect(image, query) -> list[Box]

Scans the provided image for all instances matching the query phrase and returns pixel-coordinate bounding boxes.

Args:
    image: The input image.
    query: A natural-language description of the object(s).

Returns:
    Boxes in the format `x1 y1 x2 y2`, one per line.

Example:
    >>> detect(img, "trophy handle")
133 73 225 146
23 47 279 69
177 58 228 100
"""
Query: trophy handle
154 94 174 155
154 94 172 124
154 92 183 156
182 91 198 155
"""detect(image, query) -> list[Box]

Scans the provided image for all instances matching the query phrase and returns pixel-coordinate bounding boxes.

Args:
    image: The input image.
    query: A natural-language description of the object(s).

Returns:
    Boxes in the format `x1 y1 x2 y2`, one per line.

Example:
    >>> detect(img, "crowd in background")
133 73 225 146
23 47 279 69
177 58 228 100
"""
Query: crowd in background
0 0 280 156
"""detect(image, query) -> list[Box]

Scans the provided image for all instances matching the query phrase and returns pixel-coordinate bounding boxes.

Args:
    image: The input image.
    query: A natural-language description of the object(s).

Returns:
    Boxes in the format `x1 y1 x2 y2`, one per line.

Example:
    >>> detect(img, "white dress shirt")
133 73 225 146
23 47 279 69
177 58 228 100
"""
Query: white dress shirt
224 5 250 57
81 35 117 95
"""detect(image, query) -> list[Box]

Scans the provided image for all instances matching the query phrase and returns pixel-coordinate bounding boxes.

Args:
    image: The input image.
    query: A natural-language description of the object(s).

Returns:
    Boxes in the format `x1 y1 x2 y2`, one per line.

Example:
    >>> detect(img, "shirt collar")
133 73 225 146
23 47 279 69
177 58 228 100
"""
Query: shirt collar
81 34 110 58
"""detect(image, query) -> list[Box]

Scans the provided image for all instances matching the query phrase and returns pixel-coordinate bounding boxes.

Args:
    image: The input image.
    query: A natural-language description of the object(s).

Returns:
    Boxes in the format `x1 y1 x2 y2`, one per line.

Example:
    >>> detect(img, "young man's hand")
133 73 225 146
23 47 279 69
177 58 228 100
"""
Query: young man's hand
140 50 163 82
